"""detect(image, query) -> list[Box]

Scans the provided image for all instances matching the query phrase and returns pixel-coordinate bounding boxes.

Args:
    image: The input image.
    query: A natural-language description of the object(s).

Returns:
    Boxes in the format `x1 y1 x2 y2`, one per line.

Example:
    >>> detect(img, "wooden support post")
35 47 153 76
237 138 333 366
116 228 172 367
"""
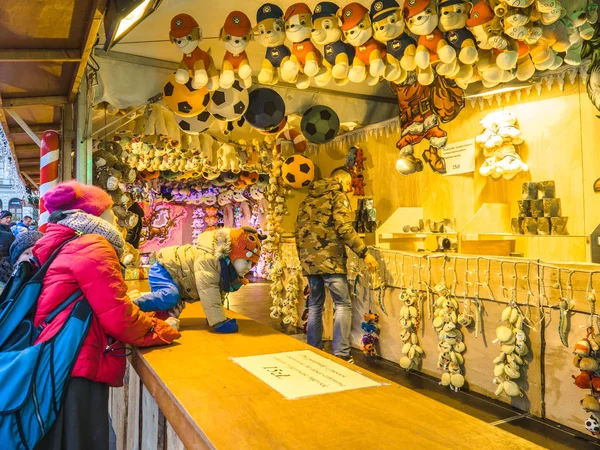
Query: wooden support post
74 78 93 185
5 108 42 147
61 103 75 181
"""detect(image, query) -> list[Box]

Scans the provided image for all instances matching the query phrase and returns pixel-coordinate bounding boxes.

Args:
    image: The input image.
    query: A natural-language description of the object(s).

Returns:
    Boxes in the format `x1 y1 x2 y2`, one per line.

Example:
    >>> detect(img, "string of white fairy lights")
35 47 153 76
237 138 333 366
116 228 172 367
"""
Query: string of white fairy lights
0 126 27 200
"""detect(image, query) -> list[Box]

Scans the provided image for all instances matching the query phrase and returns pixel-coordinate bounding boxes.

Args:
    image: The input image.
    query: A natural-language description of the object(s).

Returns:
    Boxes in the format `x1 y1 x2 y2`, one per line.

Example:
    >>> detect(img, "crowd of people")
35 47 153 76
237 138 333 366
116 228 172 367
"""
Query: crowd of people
0 211 35 289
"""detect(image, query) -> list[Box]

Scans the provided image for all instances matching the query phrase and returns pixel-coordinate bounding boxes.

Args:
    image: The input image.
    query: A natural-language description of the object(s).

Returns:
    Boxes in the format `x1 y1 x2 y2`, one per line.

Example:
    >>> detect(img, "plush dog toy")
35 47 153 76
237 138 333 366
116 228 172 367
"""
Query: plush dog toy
255 3 292 85
219 11 253 89
282 3 323 89
311 2 356 86
370 0 416 83
404 0 457 86
340 2 387 86
563 0 599 65
438 0 478 87
169 13 219 91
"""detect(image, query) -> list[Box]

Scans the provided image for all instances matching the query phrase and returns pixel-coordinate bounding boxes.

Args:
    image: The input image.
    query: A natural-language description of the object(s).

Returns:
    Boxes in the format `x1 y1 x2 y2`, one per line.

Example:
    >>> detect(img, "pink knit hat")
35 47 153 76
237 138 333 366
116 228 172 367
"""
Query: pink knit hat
43 180 113 217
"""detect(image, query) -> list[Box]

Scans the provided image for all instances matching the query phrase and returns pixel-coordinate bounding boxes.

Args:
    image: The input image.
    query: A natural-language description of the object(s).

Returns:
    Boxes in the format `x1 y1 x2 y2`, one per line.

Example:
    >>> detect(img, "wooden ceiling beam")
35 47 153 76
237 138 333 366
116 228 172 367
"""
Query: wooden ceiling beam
0 49 81 62
70 0 106 101
18 159 40 167
15 144 40 152
9 123 60 135
2 96 68 108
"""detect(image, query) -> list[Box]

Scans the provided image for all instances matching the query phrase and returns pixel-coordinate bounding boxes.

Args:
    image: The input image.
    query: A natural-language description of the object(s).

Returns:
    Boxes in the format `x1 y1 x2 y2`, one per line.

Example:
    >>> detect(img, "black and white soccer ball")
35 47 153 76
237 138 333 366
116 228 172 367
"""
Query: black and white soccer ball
208 80 249 122
174 110 214 135
300 105 340 144
163 74 210 117
282 155 315 189
244 88 286 131
586 415 600 435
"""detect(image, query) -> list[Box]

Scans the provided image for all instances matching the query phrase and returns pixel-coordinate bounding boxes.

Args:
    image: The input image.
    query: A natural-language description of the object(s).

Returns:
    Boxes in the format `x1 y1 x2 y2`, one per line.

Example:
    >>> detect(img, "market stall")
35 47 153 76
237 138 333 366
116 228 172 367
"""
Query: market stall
84 0 600 445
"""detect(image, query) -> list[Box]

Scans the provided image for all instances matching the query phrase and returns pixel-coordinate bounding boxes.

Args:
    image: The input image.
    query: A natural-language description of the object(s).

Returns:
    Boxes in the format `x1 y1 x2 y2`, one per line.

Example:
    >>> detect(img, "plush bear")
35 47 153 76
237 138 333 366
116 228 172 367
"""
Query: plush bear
217 143 241 173
370 0 415 84
255 3 292 85
219 11 254 89
404 0 457 86
563 0 599 65
169 14 218 91
438 0 478 87
311 2 356 86
282 3 323 89
339 2 387 86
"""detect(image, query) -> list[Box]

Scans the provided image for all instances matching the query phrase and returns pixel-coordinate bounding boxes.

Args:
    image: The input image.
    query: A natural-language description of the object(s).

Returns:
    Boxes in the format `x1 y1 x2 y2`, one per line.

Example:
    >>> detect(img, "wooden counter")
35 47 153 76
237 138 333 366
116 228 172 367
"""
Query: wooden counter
120 294 541 449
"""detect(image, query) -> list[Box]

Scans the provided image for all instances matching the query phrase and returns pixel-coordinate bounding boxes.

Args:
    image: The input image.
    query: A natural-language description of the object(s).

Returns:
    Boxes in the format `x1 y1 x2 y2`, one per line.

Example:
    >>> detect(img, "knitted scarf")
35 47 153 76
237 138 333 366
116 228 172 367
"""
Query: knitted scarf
58 211 125 257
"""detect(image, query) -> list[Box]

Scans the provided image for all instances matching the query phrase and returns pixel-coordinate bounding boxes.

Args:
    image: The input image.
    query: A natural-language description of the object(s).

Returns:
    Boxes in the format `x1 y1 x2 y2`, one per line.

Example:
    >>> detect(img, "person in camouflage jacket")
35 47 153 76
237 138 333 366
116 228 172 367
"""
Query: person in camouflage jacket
295 168 378 362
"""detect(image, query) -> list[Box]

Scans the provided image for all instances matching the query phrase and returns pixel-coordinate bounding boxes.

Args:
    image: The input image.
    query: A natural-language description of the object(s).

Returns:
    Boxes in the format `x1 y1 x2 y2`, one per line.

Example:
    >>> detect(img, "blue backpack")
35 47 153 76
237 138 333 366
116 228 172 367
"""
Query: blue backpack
0 236 93 450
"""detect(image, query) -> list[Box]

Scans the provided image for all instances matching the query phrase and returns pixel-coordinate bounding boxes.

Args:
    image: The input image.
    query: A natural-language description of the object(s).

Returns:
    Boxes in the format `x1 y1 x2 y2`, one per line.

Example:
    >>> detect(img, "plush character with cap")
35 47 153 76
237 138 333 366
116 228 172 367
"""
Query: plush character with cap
255 3 292 85
311 2 356 86
282 3 324 89
134 227 265 333
340 2 387 85
404 0 456 86
169 13 219 91
438 0 478 87
371 0 416 83
219 11 254 89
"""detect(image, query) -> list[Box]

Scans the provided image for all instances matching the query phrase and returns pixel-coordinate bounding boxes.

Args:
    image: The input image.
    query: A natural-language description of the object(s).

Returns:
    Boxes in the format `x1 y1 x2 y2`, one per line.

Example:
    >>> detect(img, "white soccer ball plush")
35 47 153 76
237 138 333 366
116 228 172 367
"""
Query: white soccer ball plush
586 415 600 435
208 80 249 122
174 110 215 135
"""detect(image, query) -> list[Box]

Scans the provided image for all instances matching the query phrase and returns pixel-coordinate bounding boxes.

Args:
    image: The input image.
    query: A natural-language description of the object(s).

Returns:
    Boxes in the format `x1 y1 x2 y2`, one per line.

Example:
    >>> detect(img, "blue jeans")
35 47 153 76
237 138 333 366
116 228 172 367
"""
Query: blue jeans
307 274 352 357
134 262 180 312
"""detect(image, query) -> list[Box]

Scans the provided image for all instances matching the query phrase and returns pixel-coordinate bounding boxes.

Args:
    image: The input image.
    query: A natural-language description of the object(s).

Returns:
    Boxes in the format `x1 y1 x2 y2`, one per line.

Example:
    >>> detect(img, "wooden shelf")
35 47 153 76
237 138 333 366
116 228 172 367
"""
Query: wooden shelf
462 232 588 240
380 232 458 240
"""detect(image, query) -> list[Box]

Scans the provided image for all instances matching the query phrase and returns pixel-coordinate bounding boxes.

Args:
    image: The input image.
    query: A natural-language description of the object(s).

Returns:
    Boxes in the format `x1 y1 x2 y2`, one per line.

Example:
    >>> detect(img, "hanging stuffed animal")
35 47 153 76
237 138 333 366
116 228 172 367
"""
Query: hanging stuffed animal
219 11 253 89
282 3 323 89
255 3 292 85
169 13 219 91
311 2 356 86
404 0 457 86
438 0 478 88
361 311 380 356
399 289 424 370
339 2 387 86
563 0 599 66
217 143 241 173
370 0 415 84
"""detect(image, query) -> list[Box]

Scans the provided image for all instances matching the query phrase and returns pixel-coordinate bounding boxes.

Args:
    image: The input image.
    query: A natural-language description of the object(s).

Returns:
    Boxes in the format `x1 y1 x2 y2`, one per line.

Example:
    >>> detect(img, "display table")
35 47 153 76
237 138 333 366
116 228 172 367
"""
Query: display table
111 282 541 450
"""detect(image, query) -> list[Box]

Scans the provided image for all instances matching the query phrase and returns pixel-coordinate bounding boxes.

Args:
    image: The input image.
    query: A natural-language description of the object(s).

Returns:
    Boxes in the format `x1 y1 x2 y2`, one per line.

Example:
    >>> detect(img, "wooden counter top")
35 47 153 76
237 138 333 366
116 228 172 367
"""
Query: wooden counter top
129 287 541 449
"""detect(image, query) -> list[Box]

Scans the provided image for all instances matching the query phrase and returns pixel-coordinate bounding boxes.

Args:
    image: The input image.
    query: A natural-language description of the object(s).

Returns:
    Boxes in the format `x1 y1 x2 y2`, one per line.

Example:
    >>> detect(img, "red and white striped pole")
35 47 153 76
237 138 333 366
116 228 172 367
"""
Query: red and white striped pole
39 131 60 232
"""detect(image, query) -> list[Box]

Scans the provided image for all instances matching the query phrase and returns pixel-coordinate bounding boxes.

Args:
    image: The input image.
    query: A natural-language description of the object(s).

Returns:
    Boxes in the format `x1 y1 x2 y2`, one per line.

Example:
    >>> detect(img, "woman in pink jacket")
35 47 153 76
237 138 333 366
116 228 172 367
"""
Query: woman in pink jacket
32 181 180 450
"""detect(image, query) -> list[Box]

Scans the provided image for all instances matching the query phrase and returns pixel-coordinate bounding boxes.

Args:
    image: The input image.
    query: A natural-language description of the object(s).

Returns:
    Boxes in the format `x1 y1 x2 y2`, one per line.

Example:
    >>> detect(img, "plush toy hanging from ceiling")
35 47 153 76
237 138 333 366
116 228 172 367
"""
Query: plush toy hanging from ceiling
282 3 324 89
339 2 388 86
219 11 254 89
582 22 600 113
404 0 457 86
311 2 356 86
255 3 292 85
169 13 219 91
564 0 599 66
393 72 464 175
370 0 416 85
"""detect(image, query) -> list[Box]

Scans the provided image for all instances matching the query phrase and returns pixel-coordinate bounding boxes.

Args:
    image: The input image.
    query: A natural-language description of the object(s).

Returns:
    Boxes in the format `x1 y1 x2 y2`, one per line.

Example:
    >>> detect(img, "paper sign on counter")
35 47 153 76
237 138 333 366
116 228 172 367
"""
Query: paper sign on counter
231 350 382 399
442 139 475 176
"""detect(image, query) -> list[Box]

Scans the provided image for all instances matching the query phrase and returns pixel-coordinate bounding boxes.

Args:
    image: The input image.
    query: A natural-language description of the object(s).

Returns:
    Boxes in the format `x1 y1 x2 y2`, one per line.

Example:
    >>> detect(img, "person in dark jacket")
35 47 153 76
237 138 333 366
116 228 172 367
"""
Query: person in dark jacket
0 210 14 257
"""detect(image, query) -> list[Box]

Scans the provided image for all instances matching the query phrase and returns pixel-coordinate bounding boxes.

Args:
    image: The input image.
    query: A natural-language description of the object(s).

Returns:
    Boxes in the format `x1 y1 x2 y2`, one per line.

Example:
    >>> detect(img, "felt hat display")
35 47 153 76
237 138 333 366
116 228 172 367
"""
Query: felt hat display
256 3 284 22
43 180 113 217
163 74 211 117
300 105 340 143
10 231 43 264
313 2 339 20
229 226 264 264
282 154 315 189
170 14 199 39
223 11 252 36
244 88 286 131
340 3 369 31
370 0 400 22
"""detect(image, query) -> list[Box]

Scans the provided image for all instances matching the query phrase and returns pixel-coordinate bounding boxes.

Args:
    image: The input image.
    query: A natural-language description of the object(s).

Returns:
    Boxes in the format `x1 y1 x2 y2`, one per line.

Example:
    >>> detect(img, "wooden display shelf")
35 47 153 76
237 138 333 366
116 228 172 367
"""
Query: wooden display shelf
380 232 458 239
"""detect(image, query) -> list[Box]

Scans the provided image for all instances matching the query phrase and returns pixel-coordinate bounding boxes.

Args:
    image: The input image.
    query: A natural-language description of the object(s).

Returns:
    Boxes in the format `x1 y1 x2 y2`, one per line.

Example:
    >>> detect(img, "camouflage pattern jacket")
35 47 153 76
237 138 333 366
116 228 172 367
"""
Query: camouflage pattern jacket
295 178 367 275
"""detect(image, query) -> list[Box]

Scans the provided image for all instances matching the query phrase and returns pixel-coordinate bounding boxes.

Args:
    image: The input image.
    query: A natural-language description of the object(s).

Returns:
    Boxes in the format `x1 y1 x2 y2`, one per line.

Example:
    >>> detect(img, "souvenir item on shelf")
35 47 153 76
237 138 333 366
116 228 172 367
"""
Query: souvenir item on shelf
163 74 211 117
399 288 424 370
539 180 556 198
512 181 568 235
404 0 456 86
361 311 380 356
282 154 315 189
433 282 465 392
311 2 355 86
219 11 253 89
255 3 292 85
370 0 413 83
244 88 286 131
339 2 387 86
345 146 367 197
300 105 340 143
282 3 323 89
169 13 219 91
